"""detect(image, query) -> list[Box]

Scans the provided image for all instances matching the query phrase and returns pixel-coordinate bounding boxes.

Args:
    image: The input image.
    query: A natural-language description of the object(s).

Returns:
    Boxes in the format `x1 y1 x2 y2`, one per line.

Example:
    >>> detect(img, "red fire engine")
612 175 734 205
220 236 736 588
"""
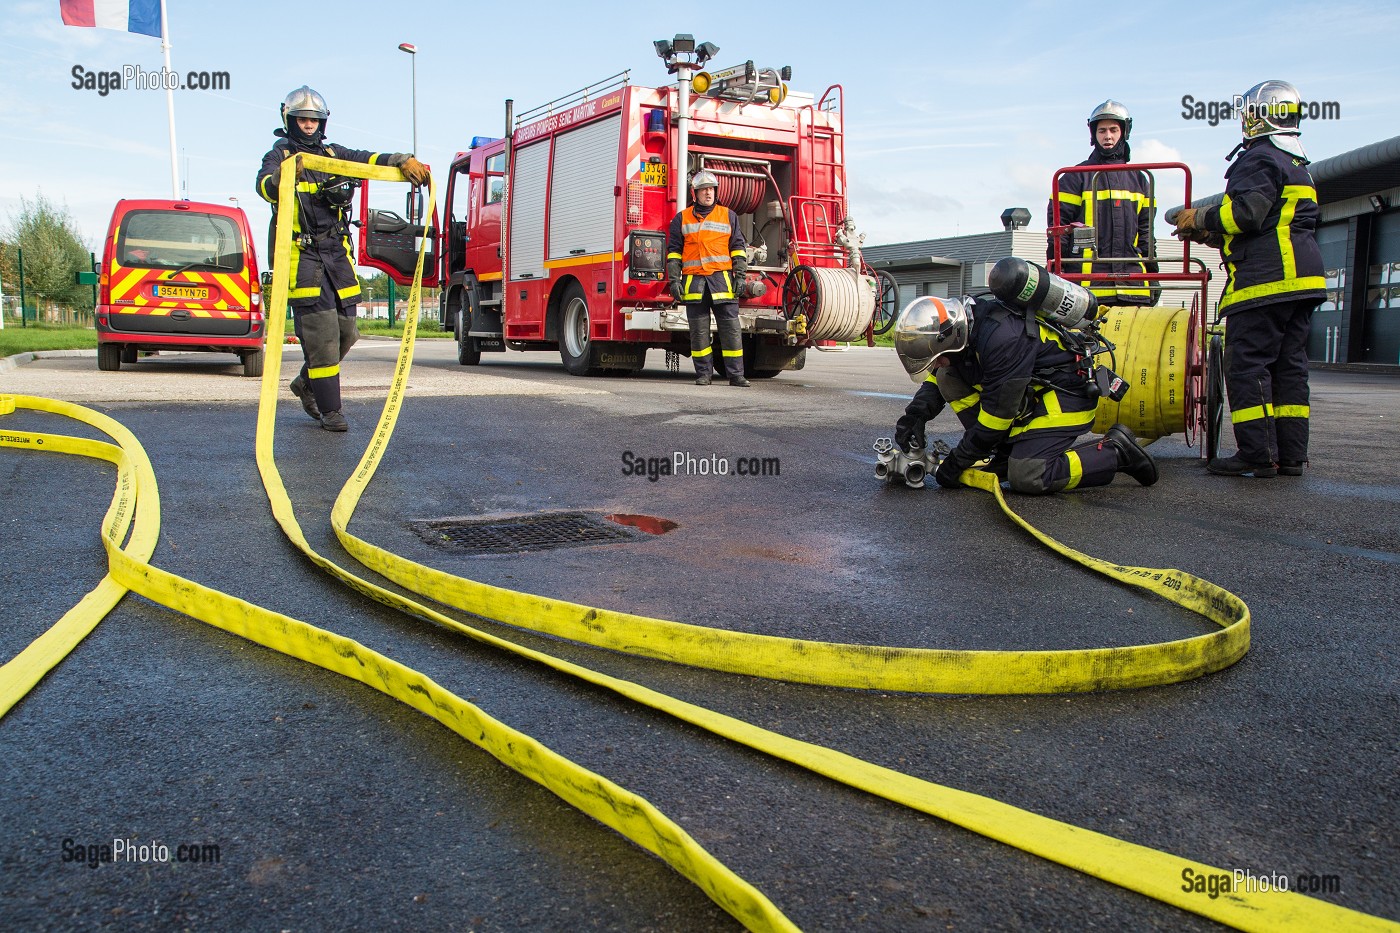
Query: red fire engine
357 38 894 377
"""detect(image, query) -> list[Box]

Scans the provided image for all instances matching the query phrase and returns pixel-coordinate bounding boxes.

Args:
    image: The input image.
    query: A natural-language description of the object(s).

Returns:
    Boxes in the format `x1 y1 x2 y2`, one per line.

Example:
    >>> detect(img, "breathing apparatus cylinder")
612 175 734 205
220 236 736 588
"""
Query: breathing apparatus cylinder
988 257 1098 330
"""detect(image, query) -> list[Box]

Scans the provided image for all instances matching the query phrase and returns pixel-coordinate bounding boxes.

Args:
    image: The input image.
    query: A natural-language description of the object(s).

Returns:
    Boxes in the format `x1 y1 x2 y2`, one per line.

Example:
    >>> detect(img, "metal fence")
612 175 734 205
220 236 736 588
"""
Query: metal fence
0 294 93 328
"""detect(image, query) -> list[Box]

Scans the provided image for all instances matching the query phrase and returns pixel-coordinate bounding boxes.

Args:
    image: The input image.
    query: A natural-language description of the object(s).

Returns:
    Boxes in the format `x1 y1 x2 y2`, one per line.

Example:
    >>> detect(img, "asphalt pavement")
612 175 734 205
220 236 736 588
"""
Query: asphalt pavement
1 339 1396 931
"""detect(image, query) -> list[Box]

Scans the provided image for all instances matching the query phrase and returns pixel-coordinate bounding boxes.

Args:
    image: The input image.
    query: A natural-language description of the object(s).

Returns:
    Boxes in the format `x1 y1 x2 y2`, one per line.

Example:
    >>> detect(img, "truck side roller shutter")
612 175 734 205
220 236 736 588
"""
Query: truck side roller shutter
510 140 549 281
548 113 622 262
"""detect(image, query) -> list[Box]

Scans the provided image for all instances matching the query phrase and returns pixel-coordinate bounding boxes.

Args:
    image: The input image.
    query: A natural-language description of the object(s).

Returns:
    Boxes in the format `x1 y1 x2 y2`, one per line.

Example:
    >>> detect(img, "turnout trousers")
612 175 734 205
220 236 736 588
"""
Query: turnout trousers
1224 298 1317 465
946 387 1119 495
686 289 744 380
292 289 360 415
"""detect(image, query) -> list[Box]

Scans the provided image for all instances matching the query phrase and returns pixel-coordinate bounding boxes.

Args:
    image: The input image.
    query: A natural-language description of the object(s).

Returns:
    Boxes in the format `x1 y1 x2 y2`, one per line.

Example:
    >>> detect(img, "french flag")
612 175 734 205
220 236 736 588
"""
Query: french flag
60 0 162 38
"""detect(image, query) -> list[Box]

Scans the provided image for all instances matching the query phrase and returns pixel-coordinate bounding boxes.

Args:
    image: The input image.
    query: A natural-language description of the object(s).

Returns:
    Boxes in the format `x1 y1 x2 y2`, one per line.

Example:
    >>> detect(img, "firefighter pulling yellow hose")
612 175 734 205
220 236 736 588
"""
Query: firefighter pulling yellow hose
1 153 1395 931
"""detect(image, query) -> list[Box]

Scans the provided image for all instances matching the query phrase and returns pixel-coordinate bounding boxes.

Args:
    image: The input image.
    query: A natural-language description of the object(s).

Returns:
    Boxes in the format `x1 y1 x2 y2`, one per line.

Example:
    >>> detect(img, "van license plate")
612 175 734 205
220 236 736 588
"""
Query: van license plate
154 284 209 300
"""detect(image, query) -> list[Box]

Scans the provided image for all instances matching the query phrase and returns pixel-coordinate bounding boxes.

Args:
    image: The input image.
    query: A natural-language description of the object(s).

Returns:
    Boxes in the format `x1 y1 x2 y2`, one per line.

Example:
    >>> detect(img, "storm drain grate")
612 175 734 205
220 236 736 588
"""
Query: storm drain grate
413 512 639 555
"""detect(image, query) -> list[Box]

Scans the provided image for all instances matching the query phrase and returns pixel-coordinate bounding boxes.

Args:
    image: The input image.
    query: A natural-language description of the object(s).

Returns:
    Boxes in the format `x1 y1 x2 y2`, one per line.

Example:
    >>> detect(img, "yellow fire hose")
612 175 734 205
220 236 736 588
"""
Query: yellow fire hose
1092 304 1192 443
0 155 1394 932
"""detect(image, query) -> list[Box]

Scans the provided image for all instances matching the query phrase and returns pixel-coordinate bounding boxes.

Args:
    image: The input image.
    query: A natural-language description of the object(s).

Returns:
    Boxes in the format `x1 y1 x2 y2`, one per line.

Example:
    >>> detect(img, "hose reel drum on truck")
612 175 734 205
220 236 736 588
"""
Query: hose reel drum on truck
357 42 887 377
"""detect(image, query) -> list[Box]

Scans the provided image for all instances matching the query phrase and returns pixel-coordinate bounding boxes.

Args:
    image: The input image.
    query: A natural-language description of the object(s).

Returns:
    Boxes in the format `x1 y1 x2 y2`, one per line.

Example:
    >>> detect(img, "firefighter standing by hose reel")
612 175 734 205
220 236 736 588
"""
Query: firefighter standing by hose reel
1049 100 1158 307
666 170 753 387
256 86 430 432
1171 80 1324 479
877 258 1159 494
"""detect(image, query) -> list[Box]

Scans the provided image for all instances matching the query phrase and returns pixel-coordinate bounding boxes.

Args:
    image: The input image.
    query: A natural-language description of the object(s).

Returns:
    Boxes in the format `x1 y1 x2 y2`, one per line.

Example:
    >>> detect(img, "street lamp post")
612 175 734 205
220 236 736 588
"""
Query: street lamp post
398 42 417 154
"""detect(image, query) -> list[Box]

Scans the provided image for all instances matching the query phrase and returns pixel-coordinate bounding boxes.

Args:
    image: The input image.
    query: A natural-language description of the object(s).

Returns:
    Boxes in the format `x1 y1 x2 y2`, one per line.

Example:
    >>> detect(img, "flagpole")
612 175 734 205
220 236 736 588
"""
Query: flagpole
160 0 179 198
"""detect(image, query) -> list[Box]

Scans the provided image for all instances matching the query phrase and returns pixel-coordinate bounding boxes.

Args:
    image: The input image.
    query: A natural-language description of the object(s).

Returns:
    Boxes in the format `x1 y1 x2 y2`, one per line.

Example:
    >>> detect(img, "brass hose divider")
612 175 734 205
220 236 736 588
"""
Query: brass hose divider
0 154 1393 930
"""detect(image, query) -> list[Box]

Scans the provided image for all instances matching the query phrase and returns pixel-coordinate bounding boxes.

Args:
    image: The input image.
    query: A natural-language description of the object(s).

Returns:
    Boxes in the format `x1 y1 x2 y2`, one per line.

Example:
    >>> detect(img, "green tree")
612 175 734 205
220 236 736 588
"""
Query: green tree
358 271 388 300
3 193 94 314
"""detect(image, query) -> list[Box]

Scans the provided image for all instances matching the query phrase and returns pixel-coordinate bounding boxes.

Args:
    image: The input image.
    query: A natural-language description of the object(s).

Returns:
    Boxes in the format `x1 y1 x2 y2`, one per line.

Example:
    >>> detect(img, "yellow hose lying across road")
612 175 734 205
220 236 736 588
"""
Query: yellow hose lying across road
0 392 795 931
4 391 1391 932
1 154 1393 931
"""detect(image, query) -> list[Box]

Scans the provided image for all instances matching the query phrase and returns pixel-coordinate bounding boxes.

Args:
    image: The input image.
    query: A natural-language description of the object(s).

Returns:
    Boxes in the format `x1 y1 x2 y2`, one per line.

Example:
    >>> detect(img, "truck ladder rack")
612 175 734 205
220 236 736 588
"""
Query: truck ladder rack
515 72 630 126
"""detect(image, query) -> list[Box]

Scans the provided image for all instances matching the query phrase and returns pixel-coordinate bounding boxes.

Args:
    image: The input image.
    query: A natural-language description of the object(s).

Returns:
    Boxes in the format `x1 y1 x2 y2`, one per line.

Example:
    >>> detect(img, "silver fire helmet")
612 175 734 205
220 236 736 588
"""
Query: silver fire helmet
1238 80 1306 159
894 296 972 382
281 85 330 131
689 169 719 191
1088 99 1132 140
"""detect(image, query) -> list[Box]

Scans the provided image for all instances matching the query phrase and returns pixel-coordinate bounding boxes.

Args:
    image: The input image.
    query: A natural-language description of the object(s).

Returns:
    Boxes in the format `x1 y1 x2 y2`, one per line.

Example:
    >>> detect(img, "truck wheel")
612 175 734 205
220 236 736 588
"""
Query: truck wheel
242 348 265 378
98 344 121 371
559 282 601 376
454 287 481 366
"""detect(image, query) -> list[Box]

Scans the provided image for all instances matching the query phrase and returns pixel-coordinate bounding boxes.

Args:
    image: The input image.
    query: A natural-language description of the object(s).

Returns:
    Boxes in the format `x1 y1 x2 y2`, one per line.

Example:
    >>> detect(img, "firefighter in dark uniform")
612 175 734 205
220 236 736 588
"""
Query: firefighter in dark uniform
666 170 749 387
892 286 1158 495
1049 100 1157 306
256 86 429 432
1172 80 1324 478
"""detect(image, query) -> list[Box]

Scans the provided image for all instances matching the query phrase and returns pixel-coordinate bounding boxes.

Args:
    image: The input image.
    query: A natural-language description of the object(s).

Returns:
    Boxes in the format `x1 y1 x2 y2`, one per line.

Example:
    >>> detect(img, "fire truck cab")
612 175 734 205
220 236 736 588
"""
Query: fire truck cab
359 45 881 377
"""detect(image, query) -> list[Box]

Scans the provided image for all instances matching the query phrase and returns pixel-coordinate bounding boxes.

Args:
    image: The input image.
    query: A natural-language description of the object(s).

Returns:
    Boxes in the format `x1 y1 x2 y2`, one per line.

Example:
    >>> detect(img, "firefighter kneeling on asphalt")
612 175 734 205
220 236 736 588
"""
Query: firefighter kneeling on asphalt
256 85 430 432
891 262 1158 494
666 170 750 387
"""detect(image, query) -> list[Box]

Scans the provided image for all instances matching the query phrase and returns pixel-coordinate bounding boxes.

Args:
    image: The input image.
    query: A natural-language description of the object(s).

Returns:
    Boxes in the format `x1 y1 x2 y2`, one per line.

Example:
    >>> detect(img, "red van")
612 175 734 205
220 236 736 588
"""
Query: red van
95 199 266 376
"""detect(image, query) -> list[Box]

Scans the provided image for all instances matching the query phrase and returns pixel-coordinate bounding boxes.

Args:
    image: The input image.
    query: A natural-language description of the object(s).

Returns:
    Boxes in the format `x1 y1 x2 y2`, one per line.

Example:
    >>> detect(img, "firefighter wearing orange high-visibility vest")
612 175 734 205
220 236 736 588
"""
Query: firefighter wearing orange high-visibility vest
256 85 429 432
666 170 750 387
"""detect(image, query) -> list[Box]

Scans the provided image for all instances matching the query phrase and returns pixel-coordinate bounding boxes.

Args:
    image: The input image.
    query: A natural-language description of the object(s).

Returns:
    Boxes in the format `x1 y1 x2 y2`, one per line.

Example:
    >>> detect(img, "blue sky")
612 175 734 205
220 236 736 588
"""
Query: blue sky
3 0 1397 257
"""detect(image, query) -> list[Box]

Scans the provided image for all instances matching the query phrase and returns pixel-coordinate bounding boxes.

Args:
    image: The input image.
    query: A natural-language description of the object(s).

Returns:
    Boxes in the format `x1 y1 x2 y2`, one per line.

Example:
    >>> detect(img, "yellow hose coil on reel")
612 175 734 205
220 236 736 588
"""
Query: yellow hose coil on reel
1092 305 1193 443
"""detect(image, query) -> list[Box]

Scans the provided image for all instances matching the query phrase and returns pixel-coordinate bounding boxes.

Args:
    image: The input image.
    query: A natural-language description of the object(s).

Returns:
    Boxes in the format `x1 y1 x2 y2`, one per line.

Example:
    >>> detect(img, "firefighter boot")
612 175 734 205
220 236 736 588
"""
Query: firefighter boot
1103 424 1158 486
717 316 748 387
289 371 322 421
1207 455 1278 478
320 410 348 432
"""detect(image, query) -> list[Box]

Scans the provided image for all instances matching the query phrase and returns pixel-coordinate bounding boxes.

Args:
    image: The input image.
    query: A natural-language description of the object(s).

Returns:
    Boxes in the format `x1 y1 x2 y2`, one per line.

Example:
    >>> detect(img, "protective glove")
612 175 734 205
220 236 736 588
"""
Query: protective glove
668 280 685 301
400 156 430 186
732 257 748 278
1171 207 1202 235
933 446 977 489
1175 227 1224 249
893 413 926 453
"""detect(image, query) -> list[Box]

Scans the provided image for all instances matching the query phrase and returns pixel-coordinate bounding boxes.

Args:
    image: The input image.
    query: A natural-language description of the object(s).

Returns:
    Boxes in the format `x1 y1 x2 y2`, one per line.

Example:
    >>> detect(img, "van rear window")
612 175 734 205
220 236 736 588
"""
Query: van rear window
117 211 244 272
